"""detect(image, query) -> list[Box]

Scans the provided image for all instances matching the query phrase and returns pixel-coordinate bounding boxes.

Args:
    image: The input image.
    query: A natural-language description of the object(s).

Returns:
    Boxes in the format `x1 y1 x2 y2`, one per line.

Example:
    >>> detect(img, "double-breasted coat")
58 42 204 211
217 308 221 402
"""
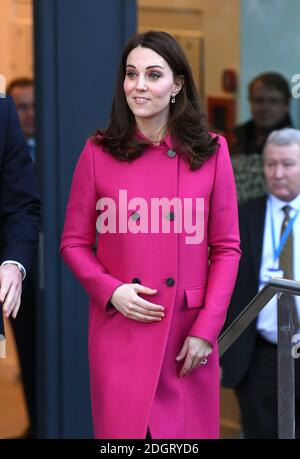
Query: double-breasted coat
60 133 241 439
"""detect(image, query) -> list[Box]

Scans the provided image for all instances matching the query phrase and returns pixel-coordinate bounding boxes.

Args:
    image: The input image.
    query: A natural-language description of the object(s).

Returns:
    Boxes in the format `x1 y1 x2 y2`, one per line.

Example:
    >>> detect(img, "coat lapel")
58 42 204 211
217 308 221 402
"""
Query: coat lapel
249 195 267 282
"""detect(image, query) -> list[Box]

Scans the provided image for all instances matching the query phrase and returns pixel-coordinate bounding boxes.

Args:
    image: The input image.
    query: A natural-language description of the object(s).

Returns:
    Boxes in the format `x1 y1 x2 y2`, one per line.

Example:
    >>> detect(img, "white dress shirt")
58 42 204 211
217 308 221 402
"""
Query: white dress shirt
257 193 300 343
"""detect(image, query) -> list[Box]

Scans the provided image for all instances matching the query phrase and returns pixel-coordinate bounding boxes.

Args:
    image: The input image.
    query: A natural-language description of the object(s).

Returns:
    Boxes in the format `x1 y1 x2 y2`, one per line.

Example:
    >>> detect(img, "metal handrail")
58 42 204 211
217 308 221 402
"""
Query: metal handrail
218 278 300 356
218 277 300 439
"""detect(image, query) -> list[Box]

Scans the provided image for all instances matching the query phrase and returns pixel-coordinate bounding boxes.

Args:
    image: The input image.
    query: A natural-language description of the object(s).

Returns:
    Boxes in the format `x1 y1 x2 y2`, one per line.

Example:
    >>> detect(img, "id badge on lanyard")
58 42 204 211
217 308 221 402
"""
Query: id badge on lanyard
262 198 300 284
260 267 284 284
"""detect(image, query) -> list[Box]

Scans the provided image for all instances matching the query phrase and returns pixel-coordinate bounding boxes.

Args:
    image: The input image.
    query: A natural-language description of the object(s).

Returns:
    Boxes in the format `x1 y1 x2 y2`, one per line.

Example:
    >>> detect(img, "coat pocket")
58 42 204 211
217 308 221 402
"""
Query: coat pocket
185 285 206 309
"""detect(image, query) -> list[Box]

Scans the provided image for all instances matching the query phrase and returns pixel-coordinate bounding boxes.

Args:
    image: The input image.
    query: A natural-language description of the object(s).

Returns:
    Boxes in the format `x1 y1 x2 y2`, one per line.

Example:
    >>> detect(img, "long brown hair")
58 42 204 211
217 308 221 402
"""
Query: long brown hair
93 31 218 170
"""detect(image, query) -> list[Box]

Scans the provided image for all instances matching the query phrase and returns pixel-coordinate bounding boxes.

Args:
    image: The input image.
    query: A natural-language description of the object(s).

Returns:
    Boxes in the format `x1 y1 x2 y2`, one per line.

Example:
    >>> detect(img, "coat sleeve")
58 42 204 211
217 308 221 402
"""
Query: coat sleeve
0 96 41 272
60 139 123 308
188 135 242 346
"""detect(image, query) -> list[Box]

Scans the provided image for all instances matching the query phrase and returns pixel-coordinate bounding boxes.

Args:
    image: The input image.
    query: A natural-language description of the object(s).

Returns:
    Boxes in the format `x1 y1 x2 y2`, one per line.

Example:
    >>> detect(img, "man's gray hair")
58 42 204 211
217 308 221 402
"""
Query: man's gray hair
265 128 300 149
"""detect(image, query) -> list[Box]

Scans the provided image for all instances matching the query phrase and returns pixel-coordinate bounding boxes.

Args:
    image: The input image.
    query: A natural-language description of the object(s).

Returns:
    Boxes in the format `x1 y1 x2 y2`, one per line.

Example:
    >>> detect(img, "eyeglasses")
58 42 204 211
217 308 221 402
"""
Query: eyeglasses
249 97 286 106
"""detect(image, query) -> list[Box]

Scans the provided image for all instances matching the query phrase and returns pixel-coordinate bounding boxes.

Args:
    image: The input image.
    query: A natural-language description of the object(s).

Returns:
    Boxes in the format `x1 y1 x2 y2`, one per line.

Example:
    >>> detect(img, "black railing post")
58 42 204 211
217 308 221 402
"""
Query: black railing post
277 292 296 439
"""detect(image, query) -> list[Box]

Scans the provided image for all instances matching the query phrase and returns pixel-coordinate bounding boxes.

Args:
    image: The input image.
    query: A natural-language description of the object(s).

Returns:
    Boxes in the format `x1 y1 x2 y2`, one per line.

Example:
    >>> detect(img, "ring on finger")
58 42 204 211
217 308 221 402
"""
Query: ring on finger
189 358 198 370
200 358 208 365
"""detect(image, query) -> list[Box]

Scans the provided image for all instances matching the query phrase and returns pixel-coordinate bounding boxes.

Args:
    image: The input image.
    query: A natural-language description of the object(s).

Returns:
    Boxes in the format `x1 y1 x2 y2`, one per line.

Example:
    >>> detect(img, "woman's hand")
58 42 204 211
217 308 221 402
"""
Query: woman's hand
176 336 212 377
110 283 165 323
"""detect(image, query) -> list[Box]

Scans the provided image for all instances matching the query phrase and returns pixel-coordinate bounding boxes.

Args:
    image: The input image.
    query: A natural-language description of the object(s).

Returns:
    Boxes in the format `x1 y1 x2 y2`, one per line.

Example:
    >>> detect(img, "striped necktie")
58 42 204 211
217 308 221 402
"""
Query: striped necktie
279 205 299 331
279 206 293 279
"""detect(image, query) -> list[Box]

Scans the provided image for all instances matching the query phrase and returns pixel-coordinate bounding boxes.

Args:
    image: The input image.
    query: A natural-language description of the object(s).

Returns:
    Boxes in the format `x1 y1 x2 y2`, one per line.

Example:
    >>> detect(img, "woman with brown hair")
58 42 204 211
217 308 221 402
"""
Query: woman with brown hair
60 30 241 439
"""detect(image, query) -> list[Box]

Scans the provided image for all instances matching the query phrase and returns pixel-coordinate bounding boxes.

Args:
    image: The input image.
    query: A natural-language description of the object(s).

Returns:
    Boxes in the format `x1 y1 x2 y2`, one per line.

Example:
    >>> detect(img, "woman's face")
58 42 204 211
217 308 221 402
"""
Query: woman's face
124 46 182 126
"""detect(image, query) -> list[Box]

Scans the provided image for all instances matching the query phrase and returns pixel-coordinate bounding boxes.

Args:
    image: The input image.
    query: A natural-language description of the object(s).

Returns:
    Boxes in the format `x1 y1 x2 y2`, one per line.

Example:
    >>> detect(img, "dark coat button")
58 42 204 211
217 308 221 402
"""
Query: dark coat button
167 149 177 158
166 277 175 287
130 211 140 221
166 211 175 221
132 278 141 284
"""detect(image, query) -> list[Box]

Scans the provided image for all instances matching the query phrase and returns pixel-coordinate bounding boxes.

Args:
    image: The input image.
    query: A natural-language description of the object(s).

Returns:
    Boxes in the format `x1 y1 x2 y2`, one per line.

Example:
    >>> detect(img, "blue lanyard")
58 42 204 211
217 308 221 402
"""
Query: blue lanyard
270 199 300 263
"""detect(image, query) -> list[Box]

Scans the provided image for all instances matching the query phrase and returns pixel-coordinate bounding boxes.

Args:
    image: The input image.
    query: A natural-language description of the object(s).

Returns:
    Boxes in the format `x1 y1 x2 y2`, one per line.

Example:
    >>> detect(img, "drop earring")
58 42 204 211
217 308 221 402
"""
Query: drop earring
171 96 176 104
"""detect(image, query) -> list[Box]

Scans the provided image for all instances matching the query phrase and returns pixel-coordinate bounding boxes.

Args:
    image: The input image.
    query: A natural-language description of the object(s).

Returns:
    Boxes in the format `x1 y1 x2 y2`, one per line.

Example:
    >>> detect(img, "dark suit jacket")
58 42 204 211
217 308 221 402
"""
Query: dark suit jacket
0 96 41 336
221 195 267 388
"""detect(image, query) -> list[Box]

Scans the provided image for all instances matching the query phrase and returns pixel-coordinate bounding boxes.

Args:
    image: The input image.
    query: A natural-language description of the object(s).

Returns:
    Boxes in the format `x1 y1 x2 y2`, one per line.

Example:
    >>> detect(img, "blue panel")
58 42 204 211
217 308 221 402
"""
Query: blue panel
240 0 300 124
34 0 136 438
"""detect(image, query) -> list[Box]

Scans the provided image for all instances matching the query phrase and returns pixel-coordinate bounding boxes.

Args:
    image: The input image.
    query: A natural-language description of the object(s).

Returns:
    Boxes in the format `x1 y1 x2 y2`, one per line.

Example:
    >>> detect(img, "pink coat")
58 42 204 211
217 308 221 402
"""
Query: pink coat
60 134 241 439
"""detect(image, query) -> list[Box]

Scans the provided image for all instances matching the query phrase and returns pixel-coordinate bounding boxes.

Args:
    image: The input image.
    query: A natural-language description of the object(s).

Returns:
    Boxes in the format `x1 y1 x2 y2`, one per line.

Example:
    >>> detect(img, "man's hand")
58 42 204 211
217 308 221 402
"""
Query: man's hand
0 263 23 319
